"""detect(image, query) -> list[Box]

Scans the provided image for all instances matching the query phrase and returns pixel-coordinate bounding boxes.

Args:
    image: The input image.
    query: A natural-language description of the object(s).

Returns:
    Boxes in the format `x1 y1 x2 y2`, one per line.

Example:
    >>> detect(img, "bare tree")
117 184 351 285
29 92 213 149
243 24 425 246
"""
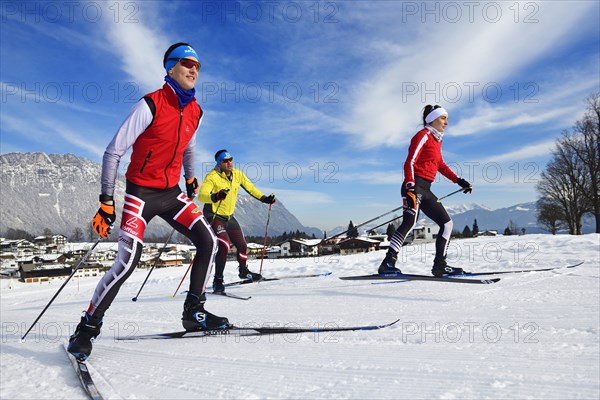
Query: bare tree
565 93 600 232
71 227 84 242
537 197 564 234
537 132 590 235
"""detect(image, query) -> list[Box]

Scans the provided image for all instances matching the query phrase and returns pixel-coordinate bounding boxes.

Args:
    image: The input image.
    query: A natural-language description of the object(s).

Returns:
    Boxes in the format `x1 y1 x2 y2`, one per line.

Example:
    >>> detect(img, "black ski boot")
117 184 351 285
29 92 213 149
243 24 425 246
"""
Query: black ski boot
182 292 230 331
212 278 225 294
67 312 103 361
431 256 465 277
378 250 402 274
238 266 262 281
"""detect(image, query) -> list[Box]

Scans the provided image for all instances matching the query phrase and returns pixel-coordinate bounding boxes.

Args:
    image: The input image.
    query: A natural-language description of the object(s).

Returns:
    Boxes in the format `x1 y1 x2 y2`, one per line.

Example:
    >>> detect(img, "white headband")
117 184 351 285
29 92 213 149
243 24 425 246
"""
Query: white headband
425 107 448 124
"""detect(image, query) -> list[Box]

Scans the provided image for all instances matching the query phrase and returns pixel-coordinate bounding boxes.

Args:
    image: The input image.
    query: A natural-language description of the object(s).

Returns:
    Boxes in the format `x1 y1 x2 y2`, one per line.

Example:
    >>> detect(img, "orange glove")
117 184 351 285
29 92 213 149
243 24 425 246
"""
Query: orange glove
404 183 420 211
92 202 116 238
186 177 199 199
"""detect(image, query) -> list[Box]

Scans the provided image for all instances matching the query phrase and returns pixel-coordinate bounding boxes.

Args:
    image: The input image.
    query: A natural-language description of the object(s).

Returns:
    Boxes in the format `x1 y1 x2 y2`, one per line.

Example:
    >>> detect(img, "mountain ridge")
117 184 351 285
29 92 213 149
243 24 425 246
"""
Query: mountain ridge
329 201 596 236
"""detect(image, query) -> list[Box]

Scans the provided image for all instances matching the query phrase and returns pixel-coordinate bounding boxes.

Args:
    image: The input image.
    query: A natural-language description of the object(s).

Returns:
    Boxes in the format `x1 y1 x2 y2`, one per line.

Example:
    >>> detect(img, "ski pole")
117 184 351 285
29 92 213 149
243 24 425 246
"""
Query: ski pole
324 205 404 242
210 195 227 223
171 196 226 298
132 227 176 302
259 202 273 275
170 258 194 298
367 214 404 233
437 187 472 202
21 238 101 341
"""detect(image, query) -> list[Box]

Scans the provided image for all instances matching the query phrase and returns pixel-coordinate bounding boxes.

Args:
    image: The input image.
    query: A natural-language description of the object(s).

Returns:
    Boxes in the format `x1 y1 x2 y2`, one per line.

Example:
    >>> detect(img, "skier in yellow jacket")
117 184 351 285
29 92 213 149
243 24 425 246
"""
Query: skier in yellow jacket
199 149 276 293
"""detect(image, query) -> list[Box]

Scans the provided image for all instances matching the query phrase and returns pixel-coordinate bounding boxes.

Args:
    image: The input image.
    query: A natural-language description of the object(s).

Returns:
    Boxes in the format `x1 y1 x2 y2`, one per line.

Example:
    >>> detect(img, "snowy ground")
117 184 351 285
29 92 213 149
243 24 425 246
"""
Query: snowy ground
1 234 599 399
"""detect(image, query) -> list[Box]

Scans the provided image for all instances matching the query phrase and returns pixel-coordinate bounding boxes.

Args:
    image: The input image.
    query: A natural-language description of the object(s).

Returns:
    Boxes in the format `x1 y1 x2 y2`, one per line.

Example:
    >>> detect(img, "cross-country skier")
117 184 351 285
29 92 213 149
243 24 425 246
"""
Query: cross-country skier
199 149 276 293
378 105 472 277
68 43 228 361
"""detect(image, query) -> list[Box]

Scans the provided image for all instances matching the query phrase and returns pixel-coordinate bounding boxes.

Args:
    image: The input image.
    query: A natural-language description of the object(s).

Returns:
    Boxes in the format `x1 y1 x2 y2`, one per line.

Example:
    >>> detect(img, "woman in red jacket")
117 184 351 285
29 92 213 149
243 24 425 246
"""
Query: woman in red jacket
378 105 472 276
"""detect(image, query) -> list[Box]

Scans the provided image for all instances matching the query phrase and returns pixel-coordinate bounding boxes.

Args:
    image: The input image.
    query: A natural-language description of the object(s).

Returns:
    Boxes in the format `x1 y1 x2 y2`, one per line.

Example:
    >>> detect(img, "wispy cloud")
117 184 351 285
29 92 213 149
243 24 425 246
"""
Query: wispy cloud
484 139 556 163
0 81 118 118
450 68 599 136
38 119 106 157
98 2 170 91
342 1 598 148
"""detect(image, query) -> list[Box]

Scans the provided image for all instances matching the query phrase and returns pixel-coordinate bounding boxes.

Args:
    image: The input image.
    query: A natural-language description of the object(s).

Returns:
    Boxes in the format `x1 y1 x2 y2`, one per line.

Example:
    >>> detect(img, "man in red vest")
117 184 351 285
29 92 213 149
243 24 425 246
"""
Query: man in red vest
68 43 228 361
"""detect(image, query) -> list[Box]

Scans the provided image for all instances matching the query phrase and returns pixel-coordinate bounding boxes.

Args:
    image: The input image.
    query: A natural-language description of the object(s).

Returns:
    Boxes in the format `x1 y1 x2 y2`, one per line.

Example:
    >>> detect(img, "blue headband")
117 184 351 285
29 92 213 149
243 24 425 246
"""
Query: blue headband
164 45 199 73
215 151 233 164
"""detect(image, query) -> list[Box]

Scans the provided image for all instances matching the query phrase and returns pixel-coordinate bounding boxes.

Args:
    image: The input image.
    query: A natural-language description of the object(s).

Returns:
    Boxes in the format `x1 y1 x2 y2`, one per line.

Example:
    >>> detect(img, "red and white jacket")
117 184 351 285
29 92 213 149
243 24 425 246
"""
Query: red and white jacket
101 83 203 195
403 127 458 185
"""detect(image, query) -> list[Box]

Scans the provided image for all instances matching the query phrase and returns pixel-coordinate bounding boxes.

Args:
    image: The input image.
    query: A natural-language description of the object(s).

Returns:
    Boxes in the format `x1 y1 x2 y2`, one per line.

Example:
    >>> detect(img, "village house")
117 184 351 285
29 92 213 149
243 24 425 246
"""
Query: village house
319 238 342 255
0 252 18 270
412 225 436 241
265 245 282 259
155 251 187 267
337 237 381 255
279 239 320 258
33 234 67 248
18 262 104 283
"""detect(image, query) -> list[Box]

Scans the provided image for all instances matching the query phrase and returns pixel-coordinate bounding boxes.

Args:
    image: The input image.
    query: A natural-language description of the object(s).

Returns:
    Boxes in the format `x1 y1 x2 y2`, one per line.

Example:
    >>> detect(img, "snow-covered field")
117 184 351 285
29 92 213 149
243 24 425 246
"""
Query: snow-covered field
1 234 599 399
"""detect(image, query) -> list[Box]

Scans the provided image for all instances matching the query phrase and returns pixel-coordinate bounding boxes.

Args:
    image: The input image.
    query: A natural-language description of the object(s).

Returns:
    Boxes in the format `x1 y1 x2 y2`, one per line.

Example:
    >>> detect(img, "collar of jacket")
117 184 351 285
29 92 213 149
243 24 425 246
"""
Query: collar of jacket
160 82 182 109
214 165 234 179
425 125 444 142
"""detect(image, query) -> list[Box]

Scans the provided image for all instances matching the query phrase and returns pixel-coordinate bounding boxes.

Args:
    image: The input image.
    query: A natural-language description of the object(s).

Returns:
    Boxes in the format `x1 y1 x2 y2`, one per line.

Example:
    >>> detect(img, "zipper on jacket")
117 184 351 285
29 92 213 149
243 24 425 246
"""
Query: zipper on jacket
140 150 152 173
164 109 183 189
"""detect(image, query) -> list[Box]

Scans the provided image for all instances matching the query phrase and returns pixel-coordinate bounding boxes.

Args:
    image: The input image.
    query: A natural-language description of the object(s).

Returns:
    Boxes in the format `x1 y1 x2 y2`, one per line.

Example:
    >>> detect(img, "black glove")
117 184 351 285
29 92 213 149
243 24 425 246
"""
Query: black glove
260 194 276 204
404 182 419 210
185 177 198 199
456 178 473 193
91 195 116 239
210 189 229 202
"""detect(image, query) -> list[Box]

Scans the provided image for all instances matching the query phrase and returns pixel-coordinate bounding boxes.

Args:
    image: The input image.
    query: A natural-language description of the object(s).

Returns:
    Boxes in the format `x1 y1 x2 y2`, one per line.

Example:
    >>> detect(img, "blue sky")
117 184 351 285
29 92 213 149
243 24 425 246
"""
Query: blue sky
1 0 599 231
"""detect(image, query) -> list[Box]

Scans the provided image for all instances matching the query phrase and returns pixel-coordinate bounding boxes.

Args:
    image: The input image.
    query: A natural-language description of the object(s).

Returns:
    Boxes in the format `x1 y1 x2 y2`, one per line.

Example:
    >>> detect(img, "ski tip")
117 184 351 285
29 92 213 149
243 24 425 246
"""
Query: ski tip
566 261 585 268
387 319 401 327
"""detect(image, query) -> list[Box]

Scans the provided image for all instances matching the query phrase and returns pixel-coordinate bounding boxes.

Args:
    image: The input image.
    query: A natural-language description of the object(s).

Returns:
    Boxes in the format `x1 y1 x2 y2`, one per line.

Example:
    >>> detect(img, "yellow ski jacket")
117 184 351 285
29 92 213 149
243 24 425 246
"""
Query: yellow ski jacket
199 167 265 217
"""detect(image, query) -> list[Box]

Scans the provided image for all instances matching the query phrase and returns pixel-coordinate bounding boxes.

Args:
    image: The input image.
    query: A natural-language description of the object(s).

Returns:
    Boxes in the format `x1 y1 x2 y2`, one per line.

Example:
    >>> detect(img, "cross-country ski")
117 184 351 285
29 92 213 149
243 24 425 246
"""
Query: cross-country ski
209 291 252 301
116 320 400 341
459 261 585 276
63 343 104 400
339 273 500 284
224 271 333 288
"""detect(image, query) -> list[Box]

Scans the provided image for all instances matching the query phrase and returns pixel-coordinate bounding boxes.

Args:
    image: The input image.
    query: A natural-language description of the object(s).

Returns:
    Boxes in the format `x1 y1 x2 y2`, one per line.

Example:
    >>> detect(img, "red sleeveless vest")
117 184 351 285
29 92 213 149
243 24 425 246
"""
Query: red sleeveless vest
126 83 202 189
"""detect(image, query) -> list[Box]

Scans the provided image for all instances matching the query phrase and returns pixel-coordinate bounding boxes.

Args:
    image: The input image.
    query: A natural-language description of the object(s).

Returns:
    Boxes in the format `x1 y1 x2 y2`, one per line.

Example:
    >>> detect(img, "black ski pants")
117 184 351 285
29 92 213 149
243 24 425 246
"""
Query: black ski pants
210 215 248 281
87 181 217 318
389 176 453 260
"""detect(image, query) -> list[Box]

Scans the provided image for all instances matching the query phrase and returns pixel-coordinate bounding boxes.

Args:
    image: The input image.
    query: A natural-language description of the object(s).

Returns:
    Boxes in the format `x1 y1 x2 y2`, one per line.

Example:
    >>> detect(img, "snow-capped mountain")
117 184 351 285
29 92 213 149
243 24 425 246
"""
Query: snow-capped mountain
427 202 595 234
444 203 492 216
330 202 595 236
0 152 321 239
448 202 541 233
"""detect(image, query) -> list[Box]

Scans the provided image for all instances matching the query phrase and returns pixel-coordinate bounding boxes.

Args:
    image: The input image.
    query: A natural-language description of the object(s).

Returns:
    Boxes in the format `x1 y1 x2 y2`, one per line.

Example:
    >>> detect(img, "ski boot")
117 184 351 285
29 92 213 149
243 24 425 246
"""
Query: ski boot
378 250 402 274
238 266 262 281
67 312 103 361
431 256 465 277
182 292 230 331
212 277 225 294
